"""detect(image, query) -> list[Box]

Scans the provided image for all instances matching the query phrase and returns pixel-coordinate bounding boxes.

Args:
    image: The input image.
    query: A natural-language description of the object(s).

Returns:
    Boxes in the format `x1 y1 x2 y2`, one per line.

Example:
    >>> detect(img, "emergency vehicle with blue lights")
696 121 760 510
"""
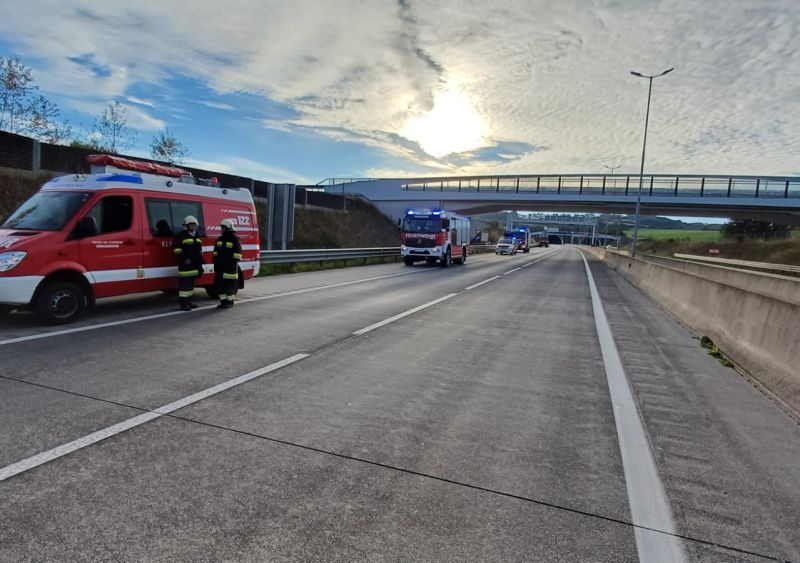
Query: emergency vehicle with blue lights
400 208 470 267
0 155 261 324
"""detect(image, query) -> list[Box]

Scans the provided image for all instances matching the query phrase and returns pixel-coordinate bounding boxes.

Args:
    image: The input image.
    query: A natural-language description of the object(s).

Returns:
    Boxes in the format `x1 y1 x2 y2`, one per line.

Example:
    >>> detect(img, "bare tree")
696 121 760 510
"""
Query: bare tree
0 57 73 143
22 95 72 144
90 101 136 153
150 128 190 164
0 57 36 133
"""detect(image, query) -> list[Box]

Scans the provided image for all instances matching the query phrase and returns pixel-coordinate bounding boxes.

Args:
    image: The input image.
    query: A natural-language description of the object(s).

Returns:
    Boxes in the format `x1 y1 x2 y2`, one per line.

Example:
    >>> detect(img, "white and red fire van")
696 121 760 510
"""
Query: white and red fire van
0 155 261 324
400 208 470 267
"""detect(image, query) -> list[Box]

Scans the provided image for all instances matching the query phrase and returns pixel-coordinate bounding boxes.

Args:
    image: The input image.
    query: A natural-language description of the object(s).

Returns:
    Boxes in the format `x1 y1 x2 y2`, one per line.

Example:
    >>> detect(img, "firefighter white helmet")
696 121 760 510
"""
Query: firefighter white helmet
220 218 236 231
183 215 199 226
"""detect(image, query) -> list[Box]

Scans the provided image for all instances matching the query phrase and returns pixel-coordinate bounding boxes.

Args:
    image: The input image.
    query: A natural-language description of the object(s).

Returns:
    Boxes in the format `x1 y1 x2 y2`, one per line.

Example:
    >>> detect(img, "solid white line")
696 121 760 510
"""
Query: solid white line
502 267 522 275
0 354 309 483
577 250 686 562
0 268 437 348
353 293 459 336
465 275 500 290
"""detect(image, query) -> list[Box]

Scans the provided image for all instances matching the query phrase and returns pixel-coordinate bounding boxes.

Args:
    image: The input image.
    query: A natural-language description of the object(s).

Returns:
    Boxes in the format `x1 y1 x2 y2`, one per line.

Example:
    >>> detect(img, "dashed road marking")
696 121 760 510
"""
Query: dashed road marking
0 354 309 483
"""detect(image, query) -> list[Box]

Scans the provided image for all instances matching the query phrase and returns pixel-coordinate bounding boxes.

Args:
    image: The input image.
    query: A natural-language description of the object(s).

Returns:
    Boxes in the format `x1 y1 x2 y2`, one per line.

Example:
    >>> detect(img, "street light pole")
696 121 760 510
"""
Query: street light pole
630 67 673 258
604 164 621 175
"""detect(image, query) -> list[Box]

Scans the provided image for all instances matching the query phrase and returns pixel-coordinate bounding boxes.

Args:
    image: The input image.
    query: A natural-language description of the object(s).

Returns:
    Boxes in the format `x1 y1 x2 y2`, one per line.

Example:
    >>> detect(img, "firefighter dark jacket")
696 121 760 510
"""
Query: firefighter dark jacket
213 229 243 278
173 229 204 276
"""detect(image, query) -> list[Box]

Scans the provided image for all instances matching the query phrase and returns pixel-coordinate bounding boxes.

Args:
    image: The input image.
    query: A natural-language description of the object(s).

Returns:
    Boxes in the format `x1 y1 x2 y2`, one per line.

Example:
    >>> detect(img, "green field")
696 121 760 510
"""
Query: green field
624 229 721 241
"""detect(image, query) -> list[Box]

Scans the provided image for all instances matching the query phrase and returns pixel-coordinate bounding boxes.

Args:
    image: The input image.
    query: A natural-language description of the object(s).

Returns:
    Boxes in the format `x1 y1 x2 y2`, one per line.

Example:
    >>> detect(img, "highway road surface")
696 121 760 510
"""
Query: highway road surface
1 247 798 562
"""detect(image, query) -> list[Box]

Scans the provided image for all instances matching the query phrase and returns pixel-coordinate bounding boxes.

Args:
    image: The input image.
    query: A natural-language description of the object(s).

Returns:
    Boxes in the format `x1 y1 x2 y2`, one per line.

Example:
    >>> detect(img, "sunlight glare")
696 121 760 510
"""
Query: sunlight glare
402 83 488 158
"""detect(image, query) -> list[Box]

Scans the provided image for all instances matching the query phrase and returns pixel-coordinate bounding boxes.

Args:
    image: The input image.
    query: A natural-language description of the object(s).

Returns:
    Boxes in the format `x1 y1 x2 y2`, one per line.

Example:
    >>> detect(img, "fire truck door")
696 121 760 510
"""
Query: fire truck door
76 194 143 298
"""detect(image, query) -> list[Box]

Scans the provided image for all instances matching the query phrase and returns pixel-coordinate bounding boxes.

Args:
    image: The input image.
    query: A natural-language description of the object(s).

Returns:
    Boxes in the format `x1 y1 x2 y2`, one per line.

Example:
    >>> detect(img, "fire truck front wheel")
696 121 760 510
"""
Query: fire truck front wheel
35 281 87 325
439 248 451 268
403 257 415 266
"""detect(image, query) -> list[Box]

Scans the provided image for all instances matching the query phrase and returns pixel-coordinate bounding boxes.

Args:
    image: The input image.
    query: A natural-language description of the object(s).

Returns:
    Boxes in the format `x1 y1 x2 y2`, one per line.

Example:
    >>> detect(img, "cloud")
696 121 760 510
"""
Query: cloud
127 96 156 108
197 100 235 111
1 0 799 176
185 156 312 185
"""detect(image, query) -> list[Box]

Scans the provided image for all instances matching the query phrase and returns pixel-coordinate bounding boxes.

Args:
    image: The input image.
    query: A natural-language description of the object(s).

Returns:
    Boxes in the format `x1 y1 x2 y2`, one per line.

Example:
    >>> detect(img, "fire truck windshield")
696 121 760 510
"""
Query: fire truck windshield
2 191 92 231
402 217 442 233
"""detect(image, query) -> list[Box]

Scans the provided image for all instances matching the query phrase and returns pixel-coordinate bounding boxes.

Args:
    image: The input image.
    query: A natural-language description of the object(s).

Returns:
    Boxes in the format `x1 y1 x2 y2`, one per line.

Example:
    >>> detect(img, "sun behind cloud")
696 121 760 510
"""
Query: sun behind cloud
401 80 489 159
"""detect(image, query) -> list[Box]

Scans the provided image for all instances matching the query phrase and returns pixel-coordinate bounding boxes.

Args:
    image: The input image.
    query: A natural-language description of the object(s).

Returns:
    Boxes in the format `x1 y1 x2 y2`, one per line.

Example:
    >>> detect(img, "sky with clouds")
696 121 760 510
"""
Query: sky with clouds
0 0 798 186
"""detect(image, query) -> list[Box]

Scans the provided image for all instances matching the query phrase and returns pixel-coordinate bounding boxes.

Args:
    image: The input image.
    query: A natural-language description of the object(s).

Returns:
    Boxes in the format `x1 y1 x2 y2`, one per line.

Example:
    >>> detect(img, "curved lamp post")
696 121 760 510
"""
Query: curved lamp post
630 67 674 257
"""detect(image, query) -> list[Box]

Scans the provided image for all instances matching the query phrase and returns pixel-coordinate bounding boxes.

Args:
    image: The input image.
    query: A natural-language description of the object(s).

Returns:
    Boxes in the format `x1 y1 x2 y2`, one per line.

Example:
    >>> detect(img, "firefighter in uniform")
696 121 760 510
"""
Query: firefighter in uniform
173 215 204 311
213 218 242 309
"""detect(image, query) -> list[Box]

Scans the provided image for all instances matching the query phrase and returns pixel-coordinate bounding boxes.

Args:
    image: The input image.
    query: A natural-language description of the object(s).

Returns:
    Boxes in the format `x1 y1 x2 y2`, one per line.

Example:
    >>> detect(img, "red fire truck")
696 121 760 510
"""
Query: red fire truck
400 208 470 267
0 155 261 324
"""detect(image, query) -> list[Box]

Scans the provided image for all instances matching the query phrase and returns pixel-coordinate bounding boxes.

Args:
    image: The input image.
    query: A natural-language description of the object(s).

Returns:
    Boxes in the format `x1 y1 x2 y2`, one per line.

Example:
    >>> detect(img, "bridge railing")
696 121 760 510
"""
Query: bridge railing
400 174 800 199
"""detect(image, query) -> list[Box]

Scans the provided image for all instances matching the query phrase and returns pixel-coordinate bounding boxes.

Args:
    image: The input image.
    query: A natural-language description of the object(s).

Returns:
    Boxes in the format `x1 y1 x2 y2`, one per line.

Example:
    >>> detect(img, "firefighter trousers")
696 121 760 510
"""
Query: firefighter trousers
178 275 197 304
215 271 237 302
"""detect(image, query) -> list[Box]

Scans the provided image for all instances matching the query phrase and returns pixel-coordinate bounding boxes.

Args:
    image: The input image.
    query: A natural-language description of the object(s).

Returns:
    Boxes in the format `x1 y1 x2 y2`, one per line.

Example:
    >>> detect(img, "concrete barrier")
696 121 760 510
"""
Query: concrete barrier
585 247 800 414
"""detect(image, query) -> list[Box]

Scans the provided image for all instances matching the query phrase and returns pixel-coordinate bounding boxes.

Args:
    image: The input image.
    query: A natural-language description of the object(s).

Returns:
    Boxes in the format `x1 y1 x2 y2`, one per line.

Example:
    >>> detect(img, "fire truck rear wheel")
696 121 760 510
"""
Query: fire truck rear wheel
35 281 86 325
205 286 220 299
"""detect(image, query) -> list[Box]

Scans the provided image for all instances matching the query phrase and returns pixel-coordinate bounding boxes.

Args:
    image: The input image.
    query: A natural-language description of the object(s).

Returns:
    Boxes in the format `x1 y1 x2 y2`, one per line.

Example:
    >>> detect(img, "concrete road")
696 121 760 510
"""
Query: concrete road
0 247 798 562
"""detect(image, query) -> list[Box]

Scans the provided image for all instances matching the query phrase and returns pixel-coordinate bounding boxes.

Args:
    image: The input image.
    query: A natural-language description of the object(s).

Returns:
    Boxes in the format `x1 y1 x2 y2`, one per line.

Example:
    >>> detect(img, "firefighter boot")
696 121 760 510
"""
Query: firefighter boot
179 299 192 311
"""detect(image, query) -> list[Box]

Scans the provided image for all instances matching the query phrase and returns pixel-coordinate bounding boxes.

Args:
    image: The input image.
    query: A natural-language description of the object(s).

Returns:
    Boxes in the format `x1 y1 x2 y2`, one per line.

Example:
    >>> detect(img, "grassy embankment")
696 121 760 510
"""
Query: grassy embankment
622 228 800 266
0 168 54 221
259 205 401 276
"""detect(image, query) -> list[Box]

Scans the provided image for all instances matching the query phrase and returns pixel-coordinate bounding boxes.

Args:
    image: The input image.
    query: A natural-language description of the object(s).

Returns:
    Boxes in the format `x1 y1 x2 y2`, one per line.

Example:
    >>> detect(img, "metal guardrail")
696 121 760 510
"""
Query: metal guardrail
259 245 503 264
674 253 800 274
260 247 400 264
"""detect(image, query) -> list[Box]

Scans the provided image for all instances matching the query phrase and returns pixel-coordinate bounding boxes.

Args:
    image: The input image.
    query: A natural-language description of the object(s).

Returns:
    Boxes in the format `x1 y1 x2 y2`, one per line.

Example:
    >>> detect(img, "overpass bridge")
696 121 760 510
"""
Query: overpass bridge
319 173 800 225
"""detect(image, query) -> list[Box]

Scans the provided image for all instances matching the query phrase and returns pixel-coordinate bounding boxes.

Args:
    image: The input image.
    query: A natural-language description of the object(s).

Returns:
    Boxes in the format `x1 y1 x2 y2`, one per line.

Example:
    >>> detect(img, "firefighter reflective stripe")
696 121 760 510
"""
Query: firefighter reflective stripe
183 238 198 245
225 242 234 248
219 294 228 300
178 291 193 297
216 241 223 247
223 272 238 279
173 248 183 254
213 252 218 257
232 253 242 260
178 269 199 276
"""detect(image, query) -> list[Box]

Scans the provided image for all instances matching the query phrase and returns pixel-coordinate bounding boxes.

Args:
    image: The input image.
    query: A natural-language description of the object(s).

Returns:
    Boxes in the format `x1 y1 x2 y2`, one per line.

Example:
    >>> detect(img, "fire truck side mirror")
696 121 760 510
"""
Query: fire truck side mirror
70 216 99 240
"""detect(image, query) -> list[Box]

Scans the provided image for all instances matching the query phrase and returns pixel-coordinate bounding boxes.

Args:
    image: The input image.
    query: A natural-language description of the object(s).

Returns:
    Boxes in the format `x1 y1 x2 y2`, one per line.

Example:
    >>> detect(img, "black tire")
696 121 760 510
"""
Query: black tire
204 285 220 299
0 305 13 317
523 247 529 253
35 281 86 325
426 257 437 265
440 248 451 268
461 246 467 265
404 257 415 266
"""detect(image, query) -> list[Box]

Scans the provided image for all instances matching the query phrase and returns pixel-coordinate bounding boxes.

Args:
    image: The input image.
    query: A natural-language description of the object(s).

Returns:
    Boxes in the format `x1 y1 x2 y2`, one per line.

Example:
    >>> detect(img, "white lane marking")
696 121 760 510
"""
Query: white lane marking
0 354 309 483
353 293 459 336
578 250 687 562
502 267 522 275
465 276 500 290
0 268 438 348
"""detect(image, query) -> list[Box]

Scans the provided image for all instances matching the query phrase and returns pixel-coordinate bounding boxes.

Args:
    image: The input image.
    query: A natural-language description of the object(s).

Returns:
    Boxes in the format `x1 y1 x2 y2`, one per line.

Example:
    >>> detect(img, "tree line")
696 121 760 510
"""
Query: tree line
0 56 189 163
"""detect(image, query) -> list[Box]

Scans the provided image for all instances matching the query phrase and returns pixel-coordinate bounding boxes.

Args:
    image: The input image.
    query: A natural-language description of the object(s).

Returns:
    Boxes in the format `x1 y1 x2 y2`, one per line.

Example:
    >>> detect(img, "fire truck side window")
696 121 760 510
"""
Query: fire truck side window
145 199 203 237
170 201 205 236
84 196 133 235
